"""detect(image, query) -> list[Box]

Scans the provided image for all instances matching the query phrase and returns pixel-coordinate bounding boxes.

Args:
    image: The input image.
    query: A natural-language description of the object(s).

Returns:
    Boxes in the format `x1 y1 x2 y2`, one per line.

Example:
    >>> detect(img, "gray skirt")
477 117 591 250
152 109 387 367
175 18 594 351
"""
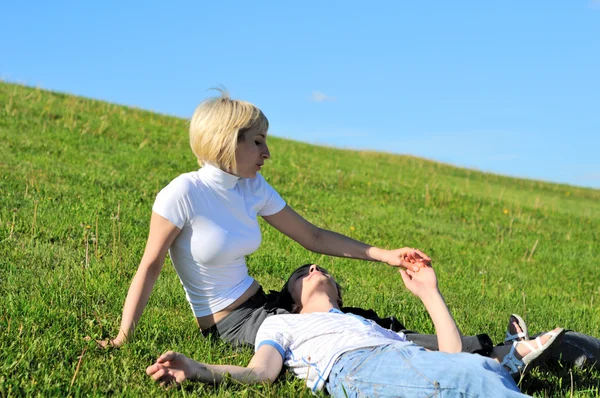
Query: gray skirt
201 287 289 348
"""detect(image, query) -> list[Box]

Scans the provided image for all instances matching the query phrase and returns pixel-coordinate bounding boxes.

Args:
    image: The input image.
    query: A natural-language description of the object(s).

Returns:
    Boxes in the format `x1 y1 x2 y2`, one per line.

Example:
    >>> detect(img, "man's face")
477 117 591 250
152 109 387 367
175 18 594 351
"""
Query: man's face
288 264 338 311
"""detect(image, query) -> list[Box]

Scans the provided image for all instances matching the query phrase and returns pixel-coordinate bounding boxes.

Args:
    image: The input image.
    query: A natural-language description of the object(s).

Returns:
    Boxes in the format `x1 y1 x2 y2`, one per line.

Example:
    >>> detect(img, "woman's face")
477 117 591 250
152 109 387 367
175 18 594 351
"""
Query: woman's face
233 129 270 178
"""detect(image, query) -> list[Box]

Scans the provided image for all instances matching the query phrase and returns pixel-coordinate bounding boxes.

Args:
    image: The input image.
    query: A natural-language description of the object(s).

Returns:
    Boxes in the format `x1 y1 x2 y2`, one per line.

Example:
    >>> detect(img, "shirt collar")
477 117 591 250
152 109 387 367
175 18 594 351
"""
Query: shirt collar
328 308 344 314
198 163 240 190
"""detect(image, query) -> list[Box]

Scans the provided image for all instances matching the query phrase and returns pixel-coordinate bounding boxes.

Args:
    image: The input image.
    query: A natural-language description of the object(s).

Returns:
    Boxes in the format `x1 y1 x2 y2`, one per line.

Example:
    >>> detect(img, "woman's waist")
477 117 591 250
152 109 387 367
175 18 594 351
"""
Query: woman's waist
175 260 252 306
196 279 262 330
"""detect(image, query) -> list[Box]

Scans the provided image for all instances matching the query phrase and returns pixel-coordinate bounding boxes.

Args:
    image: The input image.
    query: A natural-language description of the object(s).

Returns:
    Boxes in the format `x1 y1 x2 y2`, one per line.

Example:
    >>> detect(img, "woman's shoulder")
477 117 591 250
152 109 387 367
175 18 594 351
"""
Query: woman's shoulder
160 171 203 195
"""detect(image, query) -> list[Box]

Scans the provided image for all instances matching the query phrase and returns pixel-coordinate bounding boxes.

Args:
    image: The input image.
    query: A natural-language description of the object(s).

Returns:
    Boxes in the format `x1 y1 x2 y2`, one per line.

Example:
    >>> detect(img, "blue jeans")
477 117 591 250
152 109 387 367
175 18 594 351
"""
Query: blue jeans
326 343 528 398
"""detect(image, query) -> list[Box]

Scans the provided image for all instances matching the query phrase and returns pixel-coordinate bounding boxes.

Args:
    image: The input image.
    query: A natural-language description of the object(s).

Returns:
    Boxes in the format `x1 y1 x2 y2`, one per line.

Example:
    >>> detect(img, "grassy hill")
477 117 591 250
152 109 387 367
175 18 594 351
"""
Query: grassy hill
1 81 599 397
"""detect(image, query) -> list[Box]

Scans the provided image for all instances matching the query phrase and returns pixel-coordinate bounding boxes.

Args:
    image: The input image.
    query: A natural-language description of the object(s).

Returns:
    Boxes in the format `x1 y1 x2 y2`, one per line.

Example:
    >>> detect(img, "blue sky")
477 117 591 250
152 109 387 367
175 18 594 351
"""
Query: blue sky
2 1 599 188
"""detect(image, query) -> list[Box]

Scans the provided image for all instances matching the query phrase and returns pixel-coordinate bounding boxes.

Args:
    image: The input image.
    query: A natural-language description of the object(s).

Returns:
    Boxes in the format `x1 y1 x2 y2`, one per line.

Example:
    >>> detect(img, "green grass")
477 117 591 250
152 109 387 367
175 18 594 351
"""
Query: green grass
1 81 599 397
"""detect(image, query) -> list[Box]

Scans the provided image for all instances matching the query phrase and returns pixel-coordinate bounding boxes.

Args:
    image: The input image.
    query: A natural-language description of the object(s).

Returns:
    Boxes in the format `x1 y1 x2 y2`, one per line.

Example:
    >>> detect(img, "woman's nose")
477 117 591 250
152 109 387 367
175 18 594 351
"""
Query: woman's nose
309 264 319 273
262 144 270 159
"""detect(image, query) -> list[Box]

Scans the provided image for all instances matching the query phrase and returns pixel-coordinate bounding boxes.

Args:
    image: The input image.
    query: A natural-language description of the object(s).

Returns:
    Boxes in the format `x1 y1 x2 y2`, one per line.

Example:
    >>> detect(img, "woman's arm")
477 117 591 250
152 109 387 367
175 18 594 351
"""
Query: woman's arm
99 212 181 347
399 267 462 353
146 346 283 386
263 205 430 271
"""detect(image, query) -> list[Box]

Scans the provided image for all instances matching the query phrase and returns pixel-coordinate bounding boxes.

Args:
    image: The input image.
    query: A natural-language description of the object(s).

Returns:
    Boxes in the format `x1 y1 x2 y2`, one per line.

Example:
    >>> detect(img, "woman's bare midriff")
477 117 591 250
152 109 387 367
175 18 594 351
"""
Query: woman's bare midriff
195 279 261 331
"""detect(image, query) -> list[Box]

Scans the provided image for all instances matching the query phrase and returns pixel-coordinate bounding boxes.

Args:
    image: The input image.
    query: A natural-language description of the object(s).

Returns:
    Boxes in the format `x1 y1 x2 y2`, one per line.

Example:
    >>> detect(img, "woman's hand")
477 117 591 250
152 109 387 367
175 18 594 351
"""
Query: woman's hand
91 213 180 351
399 266 439 299
87 335 126 349
84 331 126 349
380 247 431 271
146 351 198 386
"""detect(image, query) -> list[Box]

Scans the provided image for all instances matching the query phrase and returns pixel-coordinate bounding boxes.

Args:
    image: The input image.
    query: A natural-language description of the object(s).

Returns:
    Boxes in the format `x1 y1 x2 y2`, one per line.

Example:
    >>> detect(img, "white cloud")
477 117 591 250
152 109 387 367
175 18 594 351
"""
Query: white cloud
310 91 335 102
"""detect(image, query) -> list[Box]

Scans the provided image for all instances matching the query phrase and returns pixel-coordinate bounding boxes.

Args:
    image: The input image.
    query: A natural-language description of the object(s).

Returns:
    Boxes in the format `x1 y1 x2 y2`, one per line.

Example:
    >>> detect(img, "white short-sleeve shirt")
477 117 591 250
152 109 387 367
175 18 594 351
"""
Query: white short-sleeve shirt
152 164 286 317
255 309 410 392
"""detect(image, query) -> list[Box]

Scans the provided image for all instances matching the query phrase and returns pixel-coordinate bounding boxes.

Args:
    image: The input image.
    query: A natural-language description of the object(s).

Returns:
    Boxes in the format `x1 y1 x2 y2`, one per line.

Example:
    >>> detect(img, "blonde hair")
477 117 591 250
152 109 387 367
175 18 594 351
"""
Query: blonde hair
189 87 269 172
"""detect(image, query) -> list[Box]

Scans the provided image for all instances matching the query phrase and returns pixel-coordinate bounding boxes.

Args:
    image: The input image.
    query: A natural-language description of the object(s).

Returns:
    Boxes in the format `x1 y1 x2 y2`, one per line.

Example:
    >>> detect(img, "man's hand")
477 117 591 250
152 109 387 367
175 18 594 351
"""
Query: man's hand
399 266 439 299
380 247 431 271
146 351 198 386
146 346 281 386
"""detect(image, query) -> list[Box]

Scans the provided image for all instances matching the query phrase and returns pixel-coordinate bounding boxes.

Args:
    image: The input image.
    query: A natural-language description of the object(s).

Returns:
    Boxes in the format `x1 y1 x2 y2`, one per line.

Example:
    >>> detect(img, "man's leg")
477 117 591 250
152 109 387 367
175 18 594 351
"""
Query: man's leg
404 331 494 355
544 331 600 369
507 317 600 370
326 343 526 398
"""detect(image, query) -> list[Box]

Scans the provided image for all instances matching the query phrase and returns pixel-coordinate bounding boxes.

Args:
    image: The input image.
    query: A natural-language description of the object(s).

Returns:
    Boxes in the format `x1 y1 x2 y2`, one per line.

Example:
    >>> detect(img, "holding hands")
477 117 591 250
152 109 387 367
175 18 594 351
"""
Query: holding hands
380 247 431 271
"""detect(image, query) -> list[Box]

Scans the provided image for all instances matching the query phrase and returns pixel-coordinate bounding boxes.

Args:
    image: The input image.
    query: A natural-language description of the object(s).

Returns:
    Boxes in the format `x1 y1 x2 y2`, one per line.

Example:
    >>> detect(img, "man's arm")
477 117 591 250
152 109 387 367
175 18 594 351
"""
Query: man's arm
399 268 462 353
146 345 283 386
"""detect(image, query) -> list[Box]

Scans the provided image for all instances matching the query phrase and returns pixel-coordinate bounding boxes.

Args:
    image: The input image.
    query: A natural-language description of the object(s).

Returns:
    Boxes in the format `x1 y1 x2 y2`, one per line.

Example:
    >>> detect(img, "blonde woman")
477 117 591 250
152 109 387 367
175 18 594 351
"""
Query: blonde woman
101 89 430 348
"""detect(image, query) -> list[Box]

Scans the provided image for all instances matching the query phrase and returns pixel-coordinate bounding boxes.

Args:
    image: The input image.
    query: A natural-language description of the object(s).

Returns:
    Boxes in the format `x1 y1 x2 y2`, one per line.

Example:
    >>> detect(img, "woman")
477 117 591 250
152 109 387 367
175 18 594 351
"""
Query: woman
146 264 564 397
101 89 431 348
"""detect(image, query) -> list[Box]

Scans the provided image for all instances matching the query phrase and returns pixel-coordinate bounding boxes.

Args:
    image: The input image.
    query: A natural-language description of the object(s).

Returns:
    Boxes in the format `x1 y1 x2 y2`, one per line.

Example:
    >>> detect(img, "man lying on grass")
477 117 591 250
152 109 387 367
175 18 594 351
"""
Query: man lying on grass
147 264 564 397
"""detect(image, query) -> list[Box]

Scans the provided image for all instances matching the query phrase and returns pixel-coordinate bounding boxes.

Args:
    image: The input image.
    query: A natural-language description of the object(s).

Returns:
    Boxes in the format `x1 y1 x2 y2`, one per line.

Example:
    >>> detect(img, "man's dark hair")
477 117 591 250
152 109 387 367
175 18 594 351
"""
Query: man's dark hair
270 263 343 312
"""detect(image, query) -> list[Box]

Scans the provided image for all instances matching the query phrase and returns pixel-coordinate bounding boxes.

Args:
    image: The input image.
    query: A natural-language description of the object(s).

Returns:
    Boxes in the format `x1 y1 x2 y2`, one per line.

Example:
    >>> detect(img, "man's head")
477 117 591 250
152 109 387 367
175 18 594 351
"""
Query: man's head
277 264 343 313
